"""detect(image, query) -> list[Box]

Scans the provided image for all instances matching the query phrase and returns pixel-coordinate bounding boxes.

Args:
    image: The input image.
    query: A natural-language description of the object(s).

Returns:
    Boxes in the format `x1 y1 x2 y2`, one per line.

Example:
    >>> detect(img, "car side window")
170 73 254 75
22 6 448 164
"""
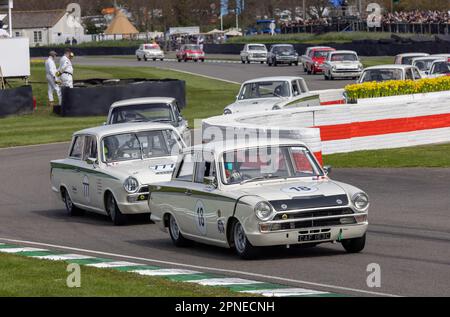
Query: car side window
405 69 414 80
70 136 83 159
175 153 195 182
292 81 300 96
83 136 98 161
195 160 216 184
412 68 421 80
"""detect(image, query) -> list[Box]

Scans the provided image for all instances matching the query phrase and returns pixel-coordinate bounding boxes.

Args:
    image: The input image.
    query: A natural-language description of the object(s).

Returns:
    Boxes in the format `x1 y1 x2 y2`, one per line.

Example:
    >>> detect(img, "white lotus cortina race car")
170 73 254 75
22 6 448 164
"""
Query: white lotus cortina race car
50 123 186 225
149 139 369 259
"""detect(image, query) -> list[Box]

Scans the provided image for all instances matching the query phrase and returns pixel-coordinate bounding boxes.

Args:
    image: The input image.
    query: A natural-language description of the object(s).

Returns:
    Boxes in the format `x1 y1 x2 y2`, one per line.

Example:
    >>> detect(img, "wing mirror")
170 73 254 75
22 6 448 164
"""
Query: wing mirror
204 176 218 188
86 157 98 166
323 165 332 176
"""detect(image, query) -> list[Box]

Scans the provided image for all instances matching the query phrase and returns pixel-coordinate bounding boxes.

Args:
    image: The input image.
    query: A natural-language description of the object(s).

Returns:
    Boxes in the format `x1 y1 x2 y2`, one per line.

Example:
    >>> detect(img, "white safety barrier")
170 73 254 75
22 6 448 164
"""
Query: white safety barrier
203 92 450 156
314 88 346 106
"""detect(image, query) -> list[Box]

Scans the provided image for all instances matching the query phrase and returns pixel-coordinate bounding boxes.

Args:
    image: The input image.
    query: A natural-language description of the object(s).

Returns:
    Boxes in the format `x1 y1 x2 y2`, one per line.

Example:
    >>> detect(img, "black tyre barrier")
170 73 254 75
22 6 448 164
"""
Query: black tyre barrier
0 86 34 118
58 78 186 117
435 35 450 43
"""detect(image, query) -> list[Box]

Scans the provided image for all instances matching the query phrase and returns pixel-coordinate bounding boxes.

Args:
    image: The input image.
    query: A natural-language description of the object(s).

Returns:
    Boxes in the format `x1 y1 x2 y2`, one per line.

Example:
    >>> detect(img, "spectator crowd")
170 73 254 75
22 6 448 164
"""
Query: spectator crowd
382 10 450 24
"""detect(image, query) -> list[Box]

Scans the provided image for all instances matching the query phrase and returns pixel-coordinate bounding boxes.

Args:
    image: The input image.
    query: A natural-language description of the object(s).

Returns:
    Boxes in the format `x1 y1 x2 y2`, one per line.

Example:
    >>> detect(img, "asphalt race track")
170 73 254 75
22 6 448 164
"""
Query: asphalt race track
1 143 449 297
76 56 355 89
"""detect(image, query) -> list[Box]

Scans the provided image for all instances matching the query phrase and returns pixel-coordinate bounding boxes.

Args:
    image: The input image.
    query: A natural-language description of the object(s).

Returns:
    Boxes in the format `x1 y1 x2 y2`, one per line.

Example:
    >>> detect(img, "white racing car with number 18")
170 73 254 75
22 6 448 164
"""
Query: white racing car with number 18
149 138 369 259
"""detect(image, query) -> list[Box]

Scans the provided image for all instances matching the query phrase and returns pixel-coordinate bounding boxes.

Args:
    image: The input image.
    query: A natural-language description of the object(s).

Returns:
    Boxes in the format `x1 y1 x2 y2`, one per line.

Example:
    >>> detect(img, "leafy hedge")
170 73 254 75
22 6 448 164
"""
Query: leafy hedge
345 76 450 100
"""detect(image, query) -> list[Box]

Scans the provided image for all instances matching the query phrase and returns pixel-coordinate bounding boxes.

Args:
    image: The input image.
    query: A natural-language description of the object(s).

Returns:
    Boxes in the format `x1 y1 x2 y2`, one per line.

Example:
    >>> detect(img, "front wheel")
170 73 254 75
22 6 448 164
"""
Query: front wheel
144 56 148 61
168 214 190 247
106 193 127 226
63 188 83 217
342 234 366 253
232 221 259 259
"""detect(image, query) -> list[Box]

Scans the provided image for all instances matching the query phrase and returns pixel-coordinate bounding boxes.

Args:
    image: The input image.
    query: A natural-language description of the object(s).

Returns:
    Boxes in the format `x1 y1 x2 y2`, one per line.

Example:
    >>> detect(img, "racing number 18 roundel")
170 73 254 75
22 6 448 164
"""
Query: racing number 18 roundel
195 200 207 235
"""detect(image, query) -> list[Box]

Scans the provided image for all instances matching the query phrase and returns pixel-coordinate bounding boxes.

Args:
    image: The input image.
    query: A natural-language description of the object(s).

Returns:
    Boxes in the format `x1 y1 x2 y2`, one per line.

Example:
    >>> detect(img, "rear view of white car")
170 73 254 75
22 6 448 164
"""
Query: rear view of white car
358 65 422 83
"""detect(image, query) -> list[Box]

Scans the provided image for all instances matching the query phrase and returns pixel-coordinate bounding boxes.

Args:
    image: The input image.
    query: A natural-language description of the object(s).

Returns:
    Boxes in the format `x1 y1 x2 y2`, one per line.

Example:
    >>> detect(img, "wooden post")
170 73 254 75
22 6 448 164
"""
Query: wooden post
0 66 5 90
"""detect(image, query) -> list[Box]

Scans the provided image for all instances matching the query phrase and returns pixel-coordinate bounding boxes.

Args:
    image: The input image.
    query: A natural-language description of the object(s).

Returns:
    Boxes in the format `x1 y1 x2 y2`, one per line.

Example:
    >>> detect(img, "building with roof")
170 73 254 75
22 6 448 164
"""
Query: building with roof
0 4 85 47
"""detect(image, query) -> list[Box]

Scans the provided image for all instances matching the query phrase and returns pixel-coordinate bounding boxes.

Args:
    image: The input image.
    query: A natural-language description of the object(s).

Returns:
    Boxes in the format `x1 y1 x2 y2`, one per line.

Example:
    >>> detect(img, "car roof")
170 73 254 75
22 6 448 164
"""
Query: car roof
310 47 335 51
247 43 266 46
271 44 294 47
363 64 414 70
306 46 333 50
74 122 176 138
110 97 176 109
242 76 304 84
185 138 308 155
412 56 445 61
396 53 429 57
330 50 358 54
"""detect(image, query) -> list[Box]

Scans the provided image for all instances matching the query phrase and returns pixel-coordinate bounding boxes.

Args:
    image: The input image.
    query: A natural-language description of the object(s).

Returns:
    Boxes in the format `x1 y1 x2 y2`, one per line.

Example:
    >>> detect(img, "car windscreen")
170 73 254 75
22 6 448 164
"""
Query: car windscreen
273 46 295 54
102 130 181 163
331 53 358 62
413 60 437 71
402 56 424 65
431 62 450 74
314 50 330 58
144 45 160 50
110 104 174 124
360 69 403 82
221 146 323 185
238 81 290 100
185 45 201 51
248 45 266 51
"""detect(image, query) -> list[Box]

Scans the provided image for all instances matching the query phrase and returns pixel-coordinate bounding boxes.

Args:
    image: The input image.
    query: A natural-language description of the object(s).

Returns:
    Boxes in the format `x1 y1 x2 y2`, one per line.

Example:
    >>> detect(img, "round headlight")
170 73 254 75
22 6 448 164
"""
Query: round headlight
255 202 273 221
352 193 369 211
224 108 232 115
124 177 139 193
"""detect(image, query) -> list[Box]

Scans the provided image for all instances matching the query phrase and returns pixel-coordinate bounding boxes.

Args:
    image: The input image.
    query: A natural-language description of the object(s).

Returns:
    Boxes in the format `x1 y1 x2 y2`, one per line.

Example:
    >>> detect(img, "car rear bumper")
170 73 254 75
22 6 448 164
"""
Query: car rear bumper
246 223 368 247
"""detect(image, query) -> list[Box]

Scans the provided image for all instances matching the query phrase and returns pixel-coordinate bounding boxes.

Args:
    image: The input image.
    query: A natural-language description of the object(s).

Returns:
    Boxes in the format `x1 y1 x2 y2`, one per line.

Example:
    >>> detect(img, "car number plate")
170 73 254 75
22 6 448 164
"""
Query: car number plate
298 232 331 242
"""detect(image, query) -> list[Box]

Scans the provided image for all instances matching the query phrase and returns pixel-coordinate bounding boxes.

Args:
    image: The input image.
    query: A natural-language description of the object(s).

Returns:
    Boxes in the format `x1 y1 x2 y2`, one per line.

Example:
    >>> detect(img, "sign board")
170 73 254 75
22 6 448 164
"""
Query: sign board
366 3 382 28
0 0 12 9
0 37 31 78
169 26 200 35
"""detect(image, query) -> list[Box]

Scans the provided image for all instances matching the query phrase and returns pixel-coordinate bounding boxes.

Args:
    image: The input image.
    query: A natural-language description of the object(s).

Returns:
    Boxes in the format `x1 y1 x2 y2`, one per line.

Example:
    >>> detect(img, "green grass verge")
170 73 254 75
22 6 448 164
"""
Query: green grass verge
0 253 244 297
324 143 450 168
227 32 408 44
1 62 238 148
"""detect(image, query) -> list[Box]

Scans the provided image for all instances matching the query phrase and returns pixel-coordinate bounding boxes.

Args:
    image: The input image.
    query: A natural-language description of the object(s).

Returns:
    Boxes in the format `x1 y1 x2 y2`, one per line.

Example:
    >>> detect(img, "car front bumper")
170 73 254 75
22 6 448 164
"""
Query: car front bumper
330 70 362 78
275 57 298 64
246 223 368 247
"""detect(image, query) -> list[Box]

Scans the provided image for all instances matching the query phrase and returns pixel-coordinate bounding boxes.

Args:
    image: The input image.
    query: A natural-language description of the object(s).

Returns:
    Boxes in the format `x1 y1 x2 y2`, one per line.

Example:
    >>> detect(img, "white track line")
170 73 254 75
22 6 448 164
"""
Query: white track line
154 66 241 85
33 254 95 261
242 288 329 297
86 261 142 268
0 237 401 297
0 247 48 253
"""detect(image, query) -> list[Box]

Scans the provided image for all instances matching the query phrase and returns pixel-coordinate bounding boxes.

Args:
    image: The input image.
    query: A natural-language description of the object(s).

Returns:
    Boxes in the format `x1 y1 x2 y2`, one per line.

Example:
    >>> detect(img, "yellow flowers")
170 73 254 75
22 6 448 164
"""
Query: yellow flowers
345 77 450 101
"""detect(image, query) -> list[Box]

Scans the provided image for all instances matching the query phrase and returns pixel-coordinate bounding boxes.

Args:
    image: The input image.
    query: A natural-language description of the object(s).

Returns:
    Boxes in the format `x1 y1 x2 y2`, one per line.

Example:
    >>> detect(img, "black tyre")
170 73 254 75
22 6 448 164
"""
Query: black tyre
342 234 366 253
260 61 264 64
62 188 83 217
201 59 205 62
273 60 278 67
160 59 164 61
144 56 148 61
231 221 259 260
295 62 299 66
137 56 141 61
307 68 312 75
177 59 181 63
241 59 245 64
106 193 127 226
268 61 272 67
168 214 190 247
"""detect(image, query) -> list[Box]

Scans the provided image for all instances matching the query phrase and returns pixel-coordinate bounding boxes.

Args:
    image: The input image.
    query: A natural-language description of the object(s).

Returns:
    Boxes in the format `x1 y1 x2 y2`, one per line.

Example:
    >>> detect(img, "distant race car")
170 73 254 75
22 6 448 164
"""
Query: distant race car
106 97 191 146
240 44 268 64
394 53 429 65
136 43 165 61
149 138 369 259
223 76 320 115
322 50 363 80
358 65 422 83
428 59 450 78
50 123 186 225
176 44 205 62
302 46 336 75
412 56 446 77
267 44 299 67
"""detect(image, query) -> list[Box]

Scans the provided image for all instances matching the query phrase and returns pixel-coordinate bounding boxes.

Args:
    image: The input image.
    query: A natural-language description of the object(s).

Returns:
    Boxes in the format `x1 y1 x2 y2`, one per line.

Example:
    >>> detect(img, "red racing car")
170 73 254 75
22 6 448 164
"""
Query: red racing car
176 44 205 63
304 47 335 75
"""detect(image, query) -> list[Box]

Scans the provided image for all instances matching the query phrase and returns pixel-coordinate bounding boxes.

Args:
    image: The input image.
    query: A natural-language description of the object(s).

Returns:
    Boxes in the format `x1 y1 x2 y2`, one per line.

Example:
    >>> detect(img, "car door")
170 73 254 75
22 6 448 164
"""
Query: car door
77 134 103 211
190 154 230 242
66 135 86 205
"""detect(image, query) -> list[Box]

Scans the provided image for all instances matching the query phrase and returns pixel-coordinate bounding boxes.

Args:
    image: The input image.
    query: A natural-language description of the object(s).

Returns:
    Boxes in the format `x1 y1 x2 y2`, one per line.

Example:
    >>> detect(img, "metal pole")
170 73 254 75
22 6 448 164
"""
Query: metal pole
221 14 223 31
302 0 306 20
8 0 13 37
